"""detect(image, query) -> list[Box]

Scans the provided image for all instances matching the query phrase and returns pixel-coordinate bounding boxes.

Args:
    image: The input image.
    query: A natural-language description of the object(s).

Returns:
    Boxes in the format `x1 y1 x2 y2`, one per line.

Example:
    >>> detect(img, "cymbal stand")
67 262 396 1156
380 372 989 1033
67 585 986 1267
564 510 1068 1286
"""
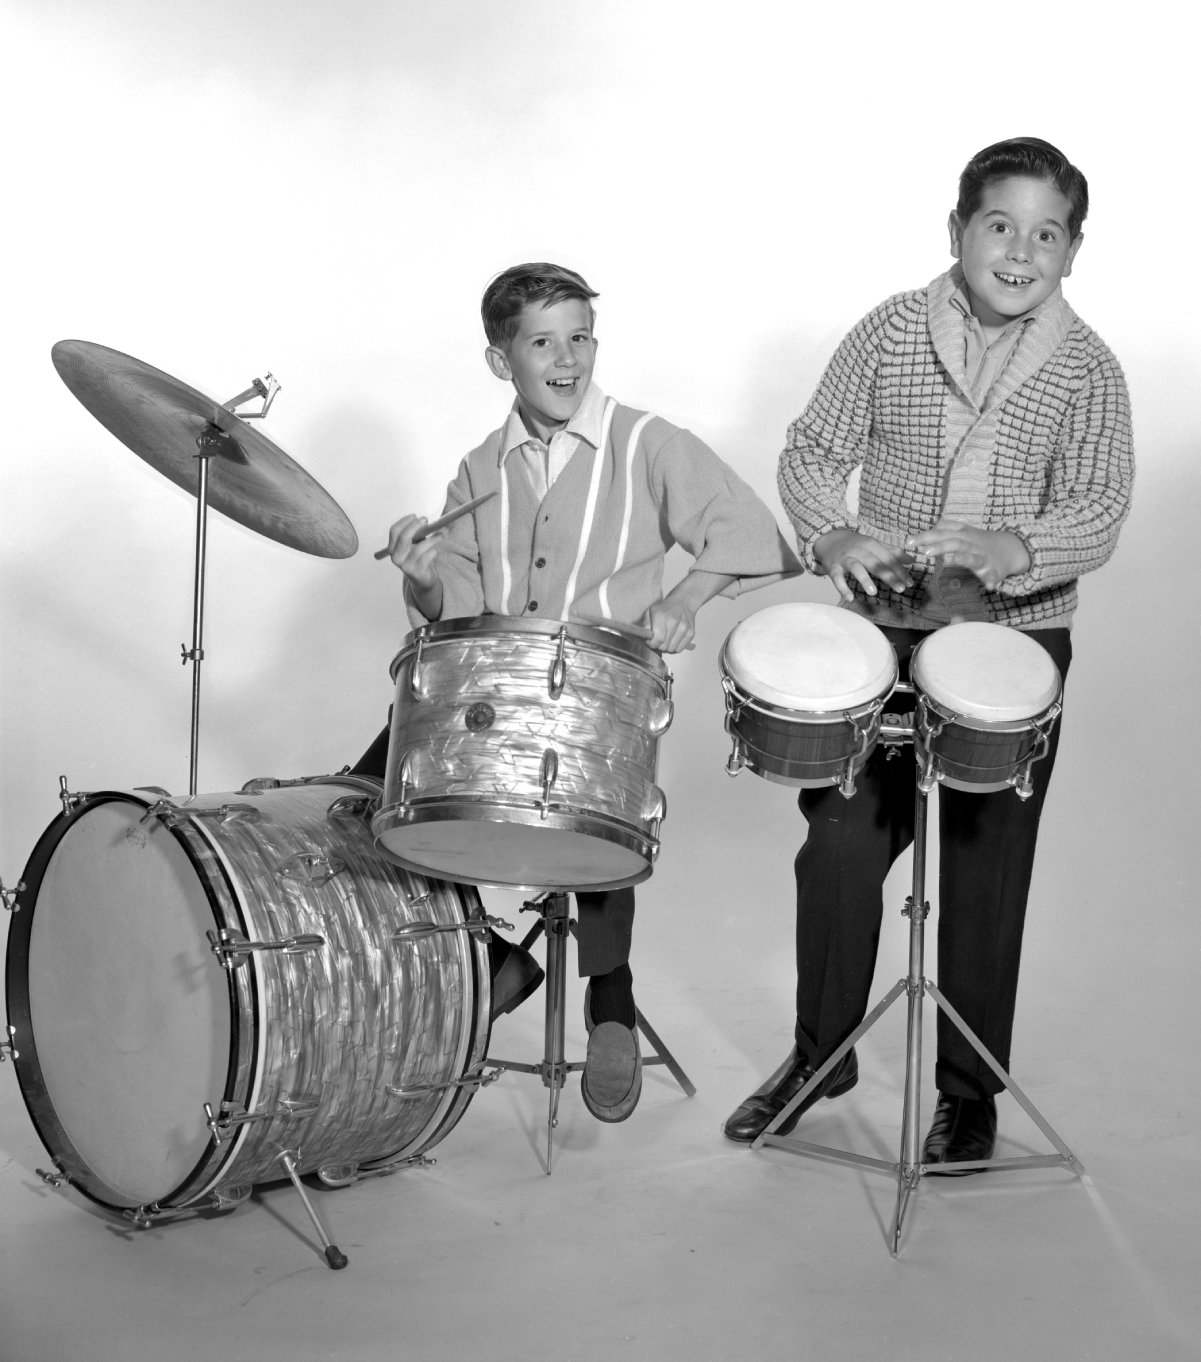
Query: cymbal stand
753 702 1084 1256
180 377 280 796
488 892 696 1174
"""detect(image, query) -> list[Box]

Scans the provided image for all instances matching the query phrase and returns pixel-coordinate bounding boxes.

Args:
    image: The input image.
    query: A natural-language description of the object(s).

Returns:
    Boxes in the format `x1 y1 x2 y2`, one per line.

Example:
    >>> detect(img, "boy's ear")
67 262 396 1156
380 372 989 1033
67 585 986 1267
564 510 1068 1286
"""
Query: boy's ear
947 209 964 259
1063 232 1084 278
485 345 512 382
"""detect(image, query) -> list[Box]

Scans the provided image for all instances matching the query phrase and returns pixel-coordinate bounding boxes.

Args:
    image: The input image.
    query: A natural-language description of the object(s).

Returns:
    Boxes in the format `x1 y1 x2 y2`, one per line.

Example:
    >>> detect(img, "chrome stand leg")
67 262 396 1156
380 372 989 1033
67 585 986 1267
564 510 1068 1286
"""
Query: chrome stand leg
278 1151 348 1269
759 774 1083 1257
488 891 696 1173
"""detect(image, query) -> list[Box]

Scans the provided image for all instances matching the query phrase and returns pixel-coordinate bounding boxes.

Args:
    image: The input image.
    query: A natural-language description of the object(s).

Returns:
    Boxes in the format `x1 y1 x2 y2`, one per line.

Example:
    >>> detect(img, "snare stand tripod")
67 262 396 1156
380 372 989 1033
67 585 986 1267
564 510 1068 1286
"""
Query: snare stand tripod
488 892 696 1173
753 703 1084 1256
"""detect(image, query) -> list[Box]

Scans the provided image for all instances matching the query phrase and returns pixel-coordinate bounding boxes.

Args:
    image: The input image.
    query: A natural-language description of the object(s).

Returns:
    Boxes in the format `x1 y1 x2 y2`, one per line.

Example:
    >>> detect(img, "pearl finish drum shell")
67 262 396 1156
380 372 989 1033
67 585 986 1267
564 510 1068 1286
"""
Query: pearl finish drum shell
373 617 673 892
5 777 490 1214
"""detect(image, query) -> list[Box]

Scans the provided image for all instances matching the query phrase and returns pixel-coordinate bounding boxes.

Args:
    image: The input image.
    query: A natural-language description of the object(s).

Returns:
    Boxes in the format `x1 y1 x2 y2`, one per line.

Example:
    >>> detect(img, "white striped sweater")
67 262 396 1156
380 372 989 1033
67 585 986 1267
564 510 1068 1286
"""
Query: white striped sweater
406 393 802 629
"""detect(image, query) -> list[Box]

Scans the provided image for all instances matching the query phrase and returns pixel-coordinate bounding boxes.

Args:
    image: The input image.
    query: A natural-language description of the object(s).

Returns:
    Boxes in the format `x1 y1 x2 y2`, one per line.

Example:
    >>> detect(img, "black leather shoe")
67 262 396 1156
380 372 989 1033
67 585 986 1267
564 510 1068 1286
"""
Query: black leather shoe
922 1093 997 1174
489 936 544 1021
723 1047 858 1143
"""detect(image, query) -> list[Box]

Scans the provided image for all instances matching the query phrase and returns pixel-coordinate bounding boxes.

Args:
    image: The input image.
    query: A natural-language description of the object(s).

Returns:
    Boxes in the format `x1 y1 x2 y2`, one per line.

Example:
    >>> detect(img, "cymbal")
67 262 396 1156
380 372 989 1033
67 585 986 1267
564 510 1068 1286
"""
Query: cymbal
51 339 359 559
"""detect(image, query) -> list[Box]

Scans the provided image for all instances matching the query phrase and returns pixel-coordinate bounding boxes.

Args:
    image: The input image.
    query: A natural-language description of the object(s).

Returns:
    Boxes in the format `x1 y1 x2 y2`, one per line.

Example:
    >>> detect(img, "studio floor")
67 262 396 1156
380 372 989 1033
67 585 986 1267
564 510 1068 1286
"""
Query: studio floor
2 898 1197 1362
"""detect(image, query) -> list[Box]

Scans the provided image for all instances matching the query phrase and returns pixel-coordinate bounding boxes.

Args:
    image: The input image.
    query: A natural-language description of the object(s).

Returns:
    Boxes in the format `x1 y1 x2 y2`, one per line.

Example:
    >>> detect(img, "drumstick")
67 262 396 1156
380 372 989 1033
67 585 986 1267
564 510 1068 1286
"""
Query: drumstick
373 492 496 559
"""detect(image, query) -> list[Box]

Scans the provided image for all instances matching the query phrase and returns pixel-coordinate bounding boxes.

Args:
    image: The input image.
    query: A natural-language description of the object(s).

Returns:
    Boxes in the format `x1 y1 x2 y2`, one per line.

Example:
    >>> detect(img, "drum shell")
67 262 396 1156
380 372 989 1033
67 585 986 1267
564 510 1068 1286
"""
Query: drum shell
373 617 673 892
5 776 490 1216
720 672 888 787
913 698 1052 793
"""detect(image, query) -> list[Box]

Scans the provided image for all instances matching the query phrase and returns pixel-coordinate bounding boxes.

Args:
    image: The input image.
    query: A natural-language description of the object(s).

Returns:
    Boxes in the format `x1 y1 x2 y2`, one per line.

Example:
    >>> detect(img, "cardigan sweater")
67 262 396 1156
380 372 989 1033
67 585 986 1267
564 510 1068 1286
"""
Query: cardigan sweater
777 269 1135 631
406 387 802 629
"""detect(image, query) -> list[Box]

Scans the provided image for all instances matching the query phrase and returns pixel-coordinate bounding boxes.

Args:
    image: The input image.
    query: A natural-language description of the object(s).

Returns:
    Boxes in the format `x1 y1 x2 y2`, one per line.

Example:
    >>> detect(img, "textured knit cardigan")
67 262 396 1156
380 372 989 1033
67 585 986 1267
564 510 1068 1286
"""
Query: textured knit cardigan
406 394 802 630
777 271 1135 631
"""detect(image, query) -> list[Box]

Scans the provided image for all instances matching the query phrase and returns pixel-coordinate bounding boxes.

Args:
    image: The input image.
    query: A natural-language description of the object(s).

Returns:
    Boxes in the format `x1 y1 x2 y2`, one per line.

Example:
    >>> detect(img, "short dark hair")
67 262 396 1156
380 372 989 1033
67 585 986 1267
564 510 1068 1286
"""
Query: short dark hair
481 262 599 348
956 137 1089 240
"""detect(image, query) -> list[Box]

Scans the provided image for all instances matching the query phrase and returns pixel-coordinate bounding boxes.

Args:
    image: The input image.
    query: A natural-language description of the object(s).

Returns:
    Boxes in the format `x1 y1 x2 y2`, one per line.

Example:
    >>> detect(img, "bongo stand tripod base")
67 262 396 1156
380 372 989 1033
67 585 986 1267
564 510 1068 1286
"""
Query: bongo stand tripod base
753 775 1084 1257
488 892 696 1174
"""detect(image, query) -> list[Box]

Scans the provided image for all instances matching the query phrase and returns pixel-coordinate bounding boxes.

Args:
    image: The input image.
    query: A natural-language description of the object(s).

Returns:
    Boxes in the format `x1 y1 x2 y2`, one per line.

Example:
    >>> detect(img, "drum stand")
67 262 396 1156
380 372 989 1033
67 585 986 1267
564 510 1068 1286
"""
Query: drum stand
753 713 1084 1257
488 892 696 1174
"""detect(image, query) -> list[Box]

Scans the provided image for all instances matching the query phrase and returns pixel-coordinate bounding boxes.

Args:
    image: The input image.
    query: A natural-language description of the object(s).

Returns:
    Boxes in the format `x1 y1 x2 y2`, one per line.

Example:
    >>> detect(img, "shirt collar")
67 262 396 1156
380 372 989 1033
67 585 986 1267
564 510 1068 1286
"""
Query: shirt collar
498 381 608 465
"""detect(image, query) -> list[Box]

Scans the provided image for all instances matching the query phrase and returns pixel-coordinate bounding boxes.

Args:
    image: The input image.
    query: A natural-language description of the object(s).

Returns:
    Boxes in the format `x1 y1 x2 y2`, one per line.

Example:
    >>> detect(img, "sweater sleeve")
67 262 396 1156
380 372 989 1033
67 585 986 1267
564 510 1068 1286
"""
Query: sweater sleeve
403 454 487 628
777 303 889 571
646 426 803 594
997 341 1135 597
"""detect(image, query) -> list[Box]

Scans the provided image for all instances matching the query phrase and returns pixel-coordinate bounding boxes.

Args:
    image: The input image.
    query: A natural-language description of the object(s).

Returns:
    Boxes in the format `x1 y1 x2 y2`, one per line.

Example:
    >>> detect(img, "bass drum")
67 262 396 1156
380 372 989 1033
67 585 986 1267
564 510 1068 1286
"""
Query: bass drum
4 775 491 1218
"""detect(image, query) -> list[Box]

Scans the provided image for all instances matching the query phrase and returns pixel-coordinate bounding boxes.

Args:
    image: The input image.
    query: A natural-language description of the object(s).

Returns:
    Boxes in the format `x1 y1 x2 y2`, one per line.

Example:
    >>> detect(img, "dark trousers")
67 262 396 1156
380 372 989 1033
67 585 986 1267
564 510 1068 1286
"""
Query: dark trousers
349 725 634 978
794 627 1071 1100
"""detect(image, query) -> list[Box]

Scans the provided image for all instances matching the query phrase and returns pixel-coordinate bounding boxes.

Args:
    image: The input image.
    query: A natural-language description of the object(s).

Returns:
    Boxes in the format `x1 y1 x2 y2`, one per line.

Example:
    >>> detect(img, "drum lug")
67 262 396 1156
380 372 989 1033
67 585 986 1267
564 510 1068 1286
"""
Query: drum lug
0 1024 17 1063
0 878 23 914
274 852 345 887
141 800 261 829
409 636 428 700
539 748 559 818
392 912 514 943
326 793 376 825
206 926 326 970
725 736 746 776
642 786 667 838
648 696 674 736
387 1060 505 1100
548 627 569 699
203 1095 321 1144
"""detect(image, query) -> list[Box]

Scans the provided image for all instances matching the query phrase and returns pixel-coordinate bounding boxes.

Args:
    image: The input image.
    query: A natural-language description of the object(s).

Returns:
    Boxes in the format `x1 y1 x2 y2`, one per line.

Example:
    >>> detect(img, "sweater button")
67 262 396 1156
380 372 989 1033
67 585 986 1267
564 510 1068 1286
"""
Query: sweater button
534 557 546 569
528 601 539 612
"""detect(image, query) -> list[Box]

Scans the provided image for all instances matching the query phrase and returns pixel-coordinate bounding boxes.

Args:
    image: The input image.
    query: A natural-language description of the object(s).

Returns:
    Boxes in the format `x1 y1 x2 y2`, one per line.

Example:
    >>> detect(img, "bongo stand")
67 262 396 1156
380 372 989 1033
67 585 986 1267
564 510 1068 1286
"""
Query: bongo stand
752 710 1084 1257
488 892 696 1174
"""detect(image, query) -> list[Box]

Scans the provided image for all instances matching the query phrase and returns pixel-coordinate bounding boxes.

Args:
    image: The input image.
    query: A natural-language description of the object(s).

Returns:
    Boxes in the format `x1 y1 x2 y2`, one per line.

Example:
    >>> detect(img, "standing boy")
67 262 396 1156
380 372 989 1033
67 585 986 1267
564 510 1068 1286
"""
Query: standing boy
370 262 800 1123
724 139 1133 1167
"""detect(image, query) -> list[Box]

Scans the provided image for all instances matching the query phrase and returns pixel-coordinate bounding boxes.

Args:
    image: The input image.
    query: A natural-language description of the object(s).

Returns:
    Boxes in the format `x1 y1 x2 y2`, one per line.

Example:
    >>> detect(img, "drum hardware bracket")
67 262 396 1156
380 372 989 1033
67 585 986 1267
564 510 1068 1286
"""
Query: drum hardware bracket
204 1096 321 1143
274 851 346 888
58 776 88 817
223 373 281 422
36 1165 67 1188
206 927 327 970
408 636 428 700
0 878 24 914
548 627 569 699
539 749 559 818
387 1061 505 1100
180 643 205 665
1 1025 18 1063
393 913 514 942
317 1153 436 1187
141 799 262 829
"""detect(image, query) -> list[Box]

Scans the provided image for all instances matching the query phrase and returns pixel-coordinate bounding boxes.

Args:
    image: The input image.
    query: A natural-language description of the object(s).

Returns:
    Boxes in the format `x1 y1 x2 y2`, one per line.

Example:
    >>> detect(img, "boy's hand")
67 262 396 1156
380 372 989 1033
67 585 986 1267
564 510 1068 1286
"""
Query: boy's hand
906 520 1031 593
644 598 698 654
383 514 445 618
814 529 915 602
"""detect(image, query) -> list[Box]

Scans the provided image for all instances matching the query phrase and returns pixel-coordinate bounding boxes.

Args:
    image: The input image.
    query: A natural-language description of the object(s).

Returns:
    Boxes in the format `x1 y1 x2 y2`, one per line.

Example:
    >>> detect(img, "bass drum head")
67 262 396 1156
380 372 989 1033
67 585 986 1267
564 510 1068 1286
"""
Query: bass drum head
10 796 231 1208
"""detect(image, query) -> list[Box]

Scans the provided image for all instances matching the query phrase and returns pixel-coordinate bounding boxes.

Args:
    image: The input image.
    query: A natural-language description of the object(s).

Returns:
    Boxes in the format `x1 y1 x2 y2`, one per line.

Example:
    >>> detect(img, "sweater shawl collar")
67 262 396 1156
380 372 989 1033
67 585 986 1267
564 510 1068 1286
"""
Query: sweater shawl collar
926 265 1076 414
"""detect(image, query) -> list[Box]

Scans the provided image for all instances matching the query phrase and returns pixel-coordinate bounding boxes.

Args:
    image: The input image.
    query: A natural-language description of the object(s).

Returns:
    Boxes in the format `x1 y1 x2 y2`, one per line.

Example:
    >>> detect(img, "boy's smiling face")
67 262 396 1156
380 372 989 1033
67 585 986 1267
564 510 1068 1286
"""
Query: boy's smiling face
486 297 597 442
949 175 1082 337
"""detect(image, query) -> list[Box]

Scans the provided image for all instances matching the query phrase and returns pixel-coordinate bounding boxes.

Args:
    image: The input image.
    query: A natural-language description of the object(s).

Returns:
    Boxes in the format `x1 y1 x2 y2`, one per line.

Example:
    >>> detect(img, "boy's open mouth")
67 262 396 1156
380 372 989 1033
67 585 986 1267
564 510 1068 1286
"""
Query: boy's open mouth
547 378 577 389
994 272 1034 287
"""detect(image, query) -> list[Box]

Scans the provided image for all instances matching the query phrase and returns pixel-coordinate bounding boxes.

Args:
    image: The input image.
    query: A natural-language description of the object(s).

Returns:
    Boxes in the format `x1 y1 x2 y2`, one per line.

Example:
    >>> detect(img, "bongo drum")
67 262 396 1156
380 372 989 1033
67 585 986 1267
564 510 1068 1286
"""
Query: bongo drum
910 623 1062 798
719 602 898 796
371 617 674 892
4 775 492 1220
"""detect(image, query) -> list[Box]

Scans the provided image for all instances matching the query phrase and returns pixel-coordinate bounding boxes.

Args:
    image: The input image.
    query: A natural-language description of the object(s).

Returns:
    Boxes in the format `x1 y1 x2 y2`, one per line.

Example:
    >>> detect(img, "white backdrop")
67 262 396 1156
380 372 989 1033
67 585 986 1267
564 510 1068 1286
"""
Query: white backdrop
2 1 1198 1052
